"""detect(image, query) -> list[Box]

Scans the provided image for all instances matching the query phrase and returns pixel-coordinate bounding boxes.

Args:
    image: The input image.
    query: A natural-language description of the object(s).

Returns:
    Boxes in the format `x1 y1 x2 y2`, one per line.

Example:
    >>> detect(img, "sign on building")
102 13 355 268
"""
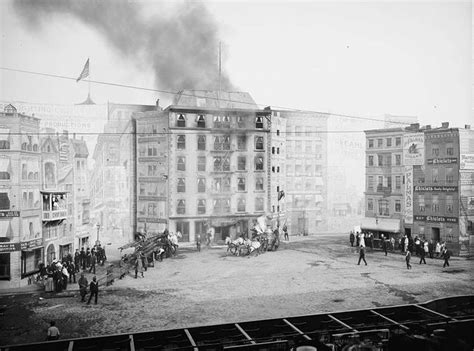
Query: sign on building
404 166 413 224
460 154 474 170
0 242 20 253
468 197 474 211
403 133 425 166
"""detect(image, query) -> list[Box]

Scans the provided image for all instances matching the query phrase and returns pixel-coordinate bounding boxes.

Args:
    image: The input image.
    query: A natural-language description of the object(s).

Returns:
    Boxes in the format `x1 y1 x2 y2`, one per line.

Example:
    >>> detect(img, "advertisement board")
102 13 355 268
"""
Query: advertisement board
0 242 20 253
404 166 413 224
460 154 474 170
403 133 425 166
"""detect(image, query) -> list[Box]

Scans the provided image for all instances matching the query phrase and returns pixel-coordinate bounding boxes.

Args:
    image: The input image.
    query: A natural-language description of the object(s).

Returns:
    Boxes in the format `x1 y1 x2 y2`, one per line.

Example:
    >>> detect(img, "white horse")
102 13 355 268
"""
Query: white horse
225 236 245 255
243 239 261 255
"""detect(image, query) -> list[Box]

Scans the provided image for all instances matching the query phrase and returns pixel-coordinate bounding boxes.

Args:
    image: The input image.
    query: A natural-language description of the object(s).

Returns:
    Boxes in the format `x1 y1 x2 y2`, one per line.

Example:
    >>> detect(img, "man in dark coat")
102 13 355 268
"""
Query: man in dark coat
80 247 86 271
89 252 97 274
443 248 451 268
74 249 81 273
428 240 434 259
68 262 76 283
349 232 355 247
419 243 427 264
87 276 99 305
78 273 88 302
357 246 367 265
85 248 91 268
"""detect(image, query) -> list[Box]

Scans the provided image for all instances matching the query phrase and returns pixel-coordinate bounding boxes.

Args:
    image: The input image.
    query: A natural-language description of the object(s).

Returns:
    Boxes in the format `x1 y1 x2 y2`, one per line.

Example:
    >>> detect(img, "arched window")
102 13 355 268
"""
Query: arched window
223 136 230 150
197 135 206 150
177 135 186 150
256 116 264 128
177 114 186 127
177 157 186 171
197 199 206 214
177 200 186 214
21 142 27 151
222 115 231 128
177 178 186 193
223 157 230 172
214 136 221 150
255 137 264 150
238 178 246 191
197 178 206 193
33 144 38 152
197 115 206 128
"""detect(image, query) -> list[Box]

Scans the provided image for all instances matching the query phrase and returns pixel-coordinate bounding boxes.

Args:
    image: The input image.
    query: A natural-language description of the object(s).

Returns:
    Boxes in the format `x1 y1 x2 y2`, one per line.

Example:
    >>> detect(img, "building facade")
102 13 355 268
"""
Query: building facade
0 104 42 288
134 108 169 235
166 91 272 243
364 123 474 255
280 111 328 235
363 128 405 238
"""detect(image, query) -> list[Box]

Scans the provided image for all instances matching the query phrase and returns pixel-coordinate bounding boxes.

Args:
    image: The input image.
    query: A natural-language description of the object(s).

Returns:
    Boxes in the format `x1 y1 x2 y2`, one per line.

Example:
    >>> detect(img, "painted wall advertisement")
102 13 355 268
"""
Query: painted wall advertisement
404 166 413 224
460 154 474 170
468 197 474 211
403 133 425 166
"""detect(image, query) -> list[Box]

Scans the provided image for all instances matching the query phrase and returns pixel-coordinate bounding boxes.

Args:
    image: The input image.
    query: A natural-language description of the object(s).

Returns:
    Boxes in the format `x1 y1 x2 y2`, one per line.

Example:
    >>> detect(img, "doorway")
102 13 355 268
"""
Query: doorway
431 227 440 242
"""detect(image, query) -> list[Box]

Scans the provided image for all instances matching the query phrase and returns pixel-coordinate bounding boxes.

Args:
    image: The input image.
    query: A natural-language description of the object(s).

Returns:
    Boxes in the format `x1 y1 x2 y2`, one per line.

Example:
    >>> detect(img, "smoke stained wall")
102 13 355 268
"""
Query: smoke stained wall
14 0 234 92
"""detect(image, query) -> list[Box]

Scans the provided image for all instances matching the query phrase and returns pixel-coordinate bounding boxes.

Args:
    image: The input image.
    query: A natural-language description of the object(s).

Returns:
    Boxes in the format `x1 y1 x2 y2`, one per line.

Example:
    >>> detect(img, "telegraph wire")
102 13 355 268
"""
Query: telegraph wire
0 66 411 126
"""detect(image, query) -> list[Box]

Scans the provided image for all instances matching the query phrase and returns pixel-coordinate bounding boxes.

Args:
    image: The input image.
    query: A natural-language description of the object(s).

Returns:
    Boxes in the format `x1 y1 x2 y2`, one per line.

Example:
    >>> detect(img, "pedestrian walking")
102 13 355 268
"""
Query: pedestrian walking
196 234 201 252
406 251 412 269
74 249 80 273
80 247 86 271
349 231 355 247
46 321 60 341
135 255 144 278
68 262 76 284
88 252 96 274
357 246 367 265
435 241 441 257
283 225 289 241
428 240 434 259
356 233 360 247
442 248 451 268
382 238 388 256
206 229 212 247
78 273 88 302
140 251 147 272
419 244 427 264
87 276 99 305
86 248 91 268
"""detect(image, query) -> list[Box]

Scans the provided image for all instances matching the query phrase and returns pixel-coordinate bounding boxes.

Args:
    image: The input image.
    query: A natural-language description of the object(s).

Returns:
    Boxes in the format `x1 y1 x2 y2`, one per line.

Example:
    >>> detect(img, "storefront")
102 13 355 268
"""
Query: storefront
20 238 43 278
360 217 401 241
59 243 72 259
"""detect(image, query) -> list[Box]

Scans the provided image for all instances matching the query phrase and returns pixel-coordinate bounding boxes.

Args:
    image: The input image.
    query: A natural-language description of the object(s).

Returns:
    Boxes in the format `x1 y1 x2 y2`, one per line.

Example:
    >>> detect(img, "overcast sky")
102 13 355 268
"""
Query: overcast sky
0 0 471 127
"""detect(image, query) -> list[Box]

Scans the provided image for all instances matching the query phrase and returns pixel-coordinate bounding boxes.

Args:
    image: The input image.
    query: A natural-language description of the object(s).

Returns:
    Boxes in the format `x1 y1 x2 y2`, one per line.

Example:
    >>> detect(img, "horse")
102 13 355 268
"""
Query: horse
240 239 261 256
225 236 245 255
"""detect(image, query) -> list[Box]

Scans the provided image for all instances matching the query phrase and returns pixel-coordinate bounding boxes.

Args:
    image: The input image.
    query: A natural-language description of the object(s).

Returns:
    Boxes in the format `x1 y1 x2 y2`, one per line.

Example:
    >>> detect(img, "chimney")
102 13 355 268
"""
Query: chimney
465 125 471 130
441 122 449 129
409 123 420 131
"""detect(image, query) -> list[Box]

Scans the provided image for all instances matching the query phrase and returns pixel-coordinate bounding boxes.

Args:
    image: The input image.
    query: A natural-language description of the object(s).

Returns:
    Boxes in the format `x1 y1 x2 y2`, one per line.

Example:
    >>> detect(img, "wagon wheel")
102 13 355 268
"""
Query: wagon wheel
230 245 238 256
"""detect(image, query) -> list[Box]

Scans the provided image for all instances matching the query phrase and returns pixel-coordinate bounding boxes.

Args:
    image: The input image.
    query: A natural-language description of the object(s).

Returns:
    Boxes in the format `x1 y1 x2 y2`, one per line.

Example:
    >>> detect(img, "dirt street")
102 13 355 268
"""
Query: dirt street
1 234 473 346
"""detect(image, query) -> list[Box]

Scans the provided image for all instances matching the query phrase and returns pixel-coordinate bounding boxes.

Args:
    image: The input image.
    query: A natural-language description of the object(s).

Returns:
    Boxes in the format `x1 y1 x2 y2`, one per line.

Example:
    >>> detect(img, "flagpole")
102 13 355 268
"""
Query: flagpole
88 58 91 99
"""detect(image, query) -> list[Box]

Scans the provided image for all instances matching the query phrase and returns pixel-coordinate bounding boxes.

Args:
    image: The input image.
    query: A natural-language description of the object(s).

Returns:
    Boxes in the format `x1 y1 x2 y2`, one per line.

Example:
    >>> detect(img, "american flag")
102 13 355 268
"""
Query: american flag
76 58 90 82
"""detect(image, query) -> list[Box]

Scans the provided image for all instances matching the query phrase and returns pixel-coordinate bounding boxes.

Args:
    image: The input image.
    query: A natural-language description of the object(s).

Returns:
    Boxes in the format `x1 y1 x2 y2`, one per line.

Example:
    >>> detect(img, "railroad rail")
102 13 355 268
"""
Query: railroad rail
1 295 473 350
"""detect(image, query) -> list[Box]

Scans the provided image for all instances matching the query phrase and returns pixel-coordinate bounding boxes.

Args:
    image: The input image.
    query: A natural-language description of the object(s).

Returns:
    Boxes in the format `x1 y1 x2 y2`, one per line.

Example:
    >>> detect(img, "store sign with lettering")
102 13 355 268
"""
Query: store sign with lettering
414 215 458 223
0 242 20 253
427 158 457 165
0 211 20 218
460 172 474 185
414 186 458 192
20 238 43 250
404 166 413 224
460 154 474 170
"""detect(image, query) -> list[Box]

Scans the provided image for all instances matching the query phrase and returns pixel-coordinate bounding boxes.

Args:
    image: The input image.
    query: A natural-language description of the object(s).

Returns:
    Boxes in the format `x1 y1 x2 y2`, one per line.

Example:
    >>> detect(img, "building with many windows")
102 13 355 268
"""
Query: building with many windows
363 127 406 238
364 123 474 255
0 104 42 288
133 91 272 243
133 105 168 235
278 111 328 235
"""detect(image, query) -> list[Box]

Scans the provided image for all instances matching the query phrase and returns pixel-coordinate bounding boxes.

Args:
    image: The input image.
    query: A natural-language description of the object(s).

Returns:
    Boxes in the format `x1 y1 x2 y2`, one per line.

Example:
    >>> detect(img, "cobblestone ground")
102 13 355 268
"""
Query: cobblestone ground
1 234 473 345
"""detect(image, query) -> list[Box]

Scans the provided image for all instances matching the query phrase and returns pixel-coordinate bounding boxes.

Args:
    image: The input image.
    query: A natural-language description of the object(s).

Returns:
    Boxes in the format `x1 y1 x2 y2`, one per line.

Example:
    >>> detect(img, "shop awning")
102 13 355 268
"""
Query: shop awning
360 217 401 233
0 220 13 239
0 128 10 141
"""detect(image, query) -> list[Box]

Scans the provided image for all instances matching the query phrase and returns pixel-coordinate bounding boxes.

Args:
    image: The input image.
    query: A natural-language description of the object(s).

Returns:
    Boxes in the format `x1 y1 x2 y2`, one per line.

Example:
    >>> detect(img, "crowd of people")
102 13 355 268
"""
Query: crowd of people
36 244 107 293
350 231 452 269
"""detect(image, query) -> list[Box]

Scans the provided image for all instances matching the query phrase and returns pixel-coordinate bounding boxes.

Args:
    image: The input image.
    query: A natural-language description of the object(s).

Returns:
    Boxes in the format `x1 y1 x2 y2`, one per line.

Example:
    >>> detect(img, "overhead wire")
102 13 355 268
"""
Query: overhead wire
0 66 412 126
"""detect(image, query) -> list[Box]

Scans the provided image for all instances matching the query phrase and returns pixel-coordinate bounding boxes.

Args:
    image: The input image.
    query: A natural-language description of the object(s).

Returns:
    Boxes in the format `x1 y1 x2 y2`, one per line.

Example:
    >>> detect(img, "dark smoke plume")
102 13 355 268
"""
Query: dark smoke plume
14 0 234 91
